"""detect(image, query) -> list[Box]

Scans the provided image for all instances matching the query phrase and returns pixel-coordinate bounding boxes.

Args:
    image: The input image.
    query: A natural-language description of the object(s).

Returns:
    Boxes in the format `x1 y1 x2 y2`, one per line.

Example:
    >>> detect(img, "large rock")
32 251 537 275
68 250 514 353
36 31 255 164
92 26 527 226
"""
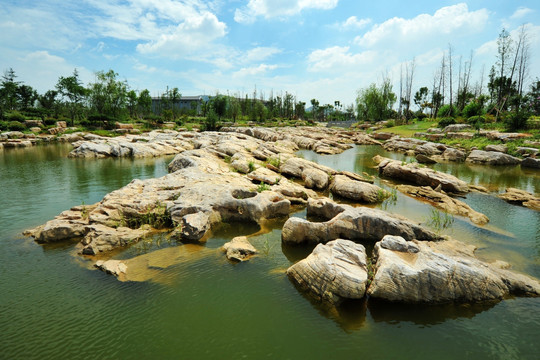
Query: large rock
374 155 469 194
521 157 540 169
466 150 521 166
498 188 540 211
442 124 471 133
329 175 387 203
396 185 489 225
287 239 368 304
222 236 258 261
441 148 466 162
368 235 540 303
95 260 127 276
485 144 507 153
281 198 442 245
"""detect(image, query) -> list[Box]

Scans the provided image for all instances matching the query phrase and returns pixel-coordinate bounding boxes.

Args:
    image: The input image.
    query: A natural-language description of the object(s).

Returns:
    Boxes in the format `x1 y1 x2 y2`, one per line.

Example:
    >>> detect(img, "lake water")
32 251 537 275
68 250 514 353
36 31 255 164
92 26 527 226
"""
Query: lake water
1 143 539 359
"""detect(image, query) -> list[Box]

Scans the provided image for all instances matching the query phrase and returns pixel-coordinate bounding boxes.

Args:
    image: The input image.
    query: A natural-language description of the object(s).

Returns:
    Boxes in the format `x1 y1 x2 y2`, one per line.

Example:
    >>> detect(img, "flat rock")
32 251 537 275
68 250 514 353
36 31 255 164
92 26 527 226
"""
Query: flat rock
441 148 466 162
466 150 521 166
368 236 540 303
247 167 282 185
222 236 258 261
374 155 469 194
416 154 437 164
443 124 471 133
287 239 368 304
396 185 489 225
95 260 127 276
498 188 540 211
281 198 442 245
485 144 507 153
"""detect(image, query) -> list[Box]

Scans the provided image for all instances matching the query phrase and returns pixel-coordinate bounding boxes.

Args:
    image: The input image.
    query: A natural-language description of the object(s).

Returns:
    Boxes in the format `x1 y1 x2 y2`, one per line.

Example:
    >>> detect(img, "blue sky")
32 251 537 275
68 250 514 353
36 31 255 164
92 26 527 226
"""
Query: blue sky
1 0 539 107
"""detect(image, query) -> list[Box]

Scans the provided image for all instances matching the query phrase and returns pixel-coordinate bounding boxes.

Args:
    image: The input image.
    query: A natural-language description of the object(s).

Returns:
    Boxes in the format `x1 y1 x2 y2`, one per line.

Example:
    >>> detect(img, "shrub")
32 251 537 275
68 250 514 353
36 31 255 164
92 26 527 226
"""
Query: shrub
462 102 484 119
43 118 56 126
437 104 456 118
467 116 485 133
6 112 25 122
7 121 26 131
415 110 428 120
0 121 8 131
384 120 395 128
438 117 456 128
505 111 529 131
202 110 219 131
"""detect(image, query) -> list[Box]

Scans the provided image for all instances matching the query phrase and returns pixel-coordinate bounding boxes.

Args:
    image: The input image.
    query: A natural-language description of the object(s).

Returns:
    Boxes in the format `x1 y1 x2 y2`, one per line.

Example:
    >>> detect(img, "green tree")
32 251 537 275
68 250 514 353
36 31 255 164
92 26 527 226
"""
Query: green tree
310 99 319 122
212 95 228 122
295 101 305 119
56 69 87 126
38 90 59 117
253 100 267 122
87 69 128 123
229 97 241 122
17 84 38 110
413 87 429 113
137 89 152 118
1 68 21 111
356 79 396 122
126 90 138 119
169 87 181 120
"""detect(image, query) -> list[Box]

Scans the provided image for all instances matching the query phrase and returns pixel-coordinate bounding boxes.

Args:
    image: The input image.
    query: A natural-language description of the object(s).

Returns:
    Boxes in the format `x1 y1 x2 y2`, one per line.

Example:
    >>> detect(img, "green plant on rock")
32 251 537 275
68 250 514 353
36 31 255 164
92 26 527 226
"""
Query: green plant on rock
256 182 271 193
427 209 454 233
267 156 281 169
376 188 391 202
248 160 256 173
80 201 89 220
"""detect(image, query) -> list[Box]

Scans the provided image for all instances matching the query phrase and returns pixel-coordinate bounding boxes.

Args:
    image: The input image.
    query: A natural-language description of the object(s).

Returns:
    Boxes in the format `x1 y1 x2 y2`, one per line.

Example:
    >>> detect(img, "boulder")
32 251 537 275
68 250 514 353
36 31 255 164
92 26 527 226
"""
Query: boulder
287 239 368 304
516 147 539 157
368 236 540 303
466 150 521 166
329 175 387 203
56 121 67 128
371 132 394 140
374 155 469 194
281 198 442 245
484 144 507 153
415 154 437 164
247 167 282 185
521 157 540 169
442 124 471 133
301 168 329 189
222 236 258 261
446 132 474 139
396 185 489 225
115 122 134 130
441 148 466 162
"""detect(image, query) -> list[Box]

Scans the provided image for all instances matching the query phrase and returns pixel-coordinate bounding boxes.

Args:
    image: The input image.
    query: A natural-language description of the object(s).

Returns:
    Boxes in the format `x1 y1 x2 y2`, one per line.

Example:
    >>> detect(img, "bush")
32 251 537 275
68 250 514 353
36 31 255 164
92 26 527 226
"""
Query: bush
505 111 529 131
202 110 219 131
43 118 57 126
6 112 25 122
0 121 8 131
438 117 456 128
7 121 26 131
384 120 395 128
437 104 456 118
467 116 485 133
415 110 428 120
462 102 484 118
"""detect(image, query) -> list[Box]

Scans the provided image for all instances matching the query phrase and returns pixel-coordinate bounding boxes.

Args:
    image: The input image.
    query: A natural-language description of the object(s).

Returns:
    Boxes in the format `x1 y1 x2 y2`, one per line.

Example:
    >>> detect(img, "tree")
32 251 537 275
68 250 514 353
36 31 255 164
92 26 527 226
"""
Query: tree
212 95 228 122
38 90 59 117
253 100 267 122
56 69 87 126
127 90 138 118
310 99 319 121
356 78 396 122
229 97 241 122
17 84 37 110
295 101 306 120
400 58 416 122
1 68 21 111
414 87 429 113
137 89 152 118
87 69 128 123
169 87 181 120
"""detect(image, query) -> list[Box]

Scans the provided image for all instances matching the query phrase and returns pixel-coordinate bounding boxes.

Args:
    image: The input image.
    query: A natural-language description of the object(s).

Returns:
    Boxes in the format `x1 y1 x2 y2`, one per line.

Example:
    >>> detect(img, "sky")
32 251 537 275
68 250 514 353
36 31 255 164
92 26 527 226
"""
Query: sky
1 0 539 108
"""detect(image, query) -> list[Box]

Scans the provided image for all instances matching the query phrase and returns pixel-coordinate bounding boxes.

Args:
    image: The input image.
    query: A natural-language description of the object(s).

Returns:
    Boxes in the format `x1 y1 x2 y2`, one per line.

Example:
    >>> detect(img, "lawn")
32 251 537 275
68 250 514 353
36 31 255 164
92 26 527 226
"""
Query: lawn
377 120 439 137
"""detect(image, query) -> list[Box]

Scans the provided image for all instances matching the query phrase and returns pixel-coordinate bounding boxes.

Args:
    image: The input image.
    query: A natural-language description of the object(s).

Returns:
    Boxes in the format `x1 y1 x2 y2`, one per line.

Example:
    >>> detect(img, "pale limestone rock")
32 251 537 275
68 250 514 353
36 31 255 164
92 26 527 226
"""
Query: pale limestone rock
466 150 521 166
222 236 258 261
329 175 387 203
95 260 127 276
498 188 540 211
287 239 368 304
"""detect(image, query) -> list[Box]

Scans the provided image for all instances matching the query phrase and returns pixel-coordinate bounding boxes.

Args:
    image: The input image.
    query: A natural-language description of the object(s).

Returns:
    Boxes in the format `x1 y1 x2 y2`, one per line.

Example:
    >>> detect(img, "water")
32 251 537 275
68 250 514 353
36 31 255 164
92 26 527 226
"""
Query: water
1 144 539 359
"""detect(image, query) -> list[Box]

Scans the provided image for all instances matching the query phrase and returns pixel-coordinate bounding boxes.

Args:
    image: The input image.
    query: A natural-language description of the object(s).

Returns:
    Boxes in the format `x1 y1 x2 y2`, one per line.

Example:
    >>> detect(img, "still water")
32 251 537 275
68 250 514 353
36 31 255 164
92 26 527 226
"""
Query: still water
0 144 539 359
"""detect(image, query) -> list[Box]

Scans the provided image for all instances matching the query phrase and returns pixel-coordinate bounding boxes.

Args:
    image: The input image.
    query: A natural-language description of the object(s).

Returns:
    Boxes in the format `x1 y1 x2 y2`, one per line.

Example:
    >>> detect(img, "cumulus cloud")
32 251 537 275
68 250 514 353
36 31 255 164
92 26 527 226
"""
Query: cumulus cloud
233 63 279 77
307 46 376 72
510 7 533 20
355 3 489 48
341 16 371 29
234 0 338 24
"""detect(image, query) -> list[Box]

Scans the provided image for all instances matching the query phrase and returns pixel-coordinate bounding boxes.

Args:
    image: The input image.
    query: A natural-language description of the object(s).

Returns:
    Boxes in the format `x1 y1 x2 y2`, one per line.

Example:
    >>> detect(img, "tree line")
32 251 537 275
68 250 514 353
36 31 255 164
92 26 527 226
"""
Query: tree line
355 25 540 130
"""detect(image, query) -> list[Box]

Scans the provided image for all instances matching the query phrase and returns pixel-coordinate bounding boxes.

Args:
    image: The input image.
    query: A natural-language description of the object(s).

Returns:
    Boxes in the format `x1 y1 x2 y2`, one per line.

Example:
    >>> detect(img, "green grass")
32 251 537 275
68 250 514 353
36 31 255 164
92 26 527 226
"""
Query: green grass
378 120 438 137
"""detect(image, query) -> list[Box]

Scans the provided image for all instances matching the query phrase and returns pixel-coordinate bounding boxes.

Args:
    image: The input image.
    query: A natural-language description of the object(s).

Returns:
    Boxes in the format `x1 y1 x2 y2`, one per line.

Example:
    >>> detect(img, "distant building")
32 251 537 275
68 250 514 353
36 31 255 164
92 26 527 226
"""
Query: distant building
151 95 211 115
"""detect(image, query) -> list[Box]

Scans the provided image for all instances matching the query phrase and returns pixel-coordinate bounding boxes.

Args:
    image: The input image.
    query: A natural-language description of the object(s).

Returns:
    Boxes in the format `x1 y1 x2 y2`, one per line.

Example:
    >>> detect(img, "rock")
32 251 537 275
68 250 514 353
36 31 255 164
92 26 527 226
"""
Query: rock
442 124 471 133
30 127 42 133
80 225 151 255
222 236 258 261
287 239 368 304
374 155 469 194
368 236 540 303
337 170 374 184
383 137 426 153
440 148 466 162
426 134 445 142
498 188 540 211
522 157 540 169
396 185 489 225
446 132 474 139
116 122 134 130
415 154 437 164
485 144 508 153
301 168 329 189
371 132 394 140
353 133 382 145
380 234 420 253
56 121 67 128
247 167 282 185
95 260 127 276
24 120 43 128
27 219 89 243
281 198 442 245
516 147 539 156
329 175 387 203
466 150 521 166
427 128 443 134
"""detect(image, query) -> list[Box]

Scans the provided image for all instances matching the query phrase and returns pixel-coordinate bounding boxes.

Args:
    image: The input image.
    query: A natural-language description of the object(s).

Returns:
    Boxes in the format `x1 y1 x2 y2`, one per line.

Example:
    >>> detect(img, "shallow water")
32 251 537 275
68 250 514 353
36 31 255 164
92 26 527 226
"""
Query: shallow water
1 144 539 359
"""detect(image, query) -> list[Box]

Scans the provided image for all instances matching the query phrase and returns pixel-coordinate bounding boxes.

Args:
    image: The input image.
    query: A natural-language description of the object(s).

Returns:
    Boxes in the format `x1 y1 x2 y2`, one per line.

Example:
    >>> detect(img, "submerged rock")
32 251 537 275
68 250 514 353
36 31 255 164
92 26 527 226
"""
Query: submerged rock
368 236 540 303
287 239 368 304
396 185 489 225
95 260 127 277
222 236 258 262
498 188 540 211
281 198 442 245
374 155 469 194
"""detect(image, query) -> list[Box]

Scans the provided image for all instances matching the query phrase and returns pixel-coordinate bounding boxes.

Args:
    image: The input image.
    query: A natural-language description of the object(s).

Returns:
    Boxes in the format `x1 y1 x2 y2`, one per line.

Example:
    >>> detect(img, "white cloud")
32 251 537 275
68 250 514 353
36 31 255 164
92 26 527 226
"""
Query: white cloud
233 64 279 77
510 7 533 20
356 3 489 48
307 46 376 72
244 47 282 62
234 0 338 24
342 16 371 29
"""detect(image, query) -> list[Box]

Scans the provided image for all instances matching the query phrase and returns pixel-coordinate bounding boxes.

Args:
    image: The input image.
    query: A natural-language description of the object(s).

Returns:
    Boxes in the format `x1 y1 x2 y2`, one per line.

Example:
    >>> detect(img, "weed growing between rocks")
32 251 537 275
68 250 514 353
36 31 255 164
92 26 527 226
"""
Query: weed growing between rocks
426 208 454 233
